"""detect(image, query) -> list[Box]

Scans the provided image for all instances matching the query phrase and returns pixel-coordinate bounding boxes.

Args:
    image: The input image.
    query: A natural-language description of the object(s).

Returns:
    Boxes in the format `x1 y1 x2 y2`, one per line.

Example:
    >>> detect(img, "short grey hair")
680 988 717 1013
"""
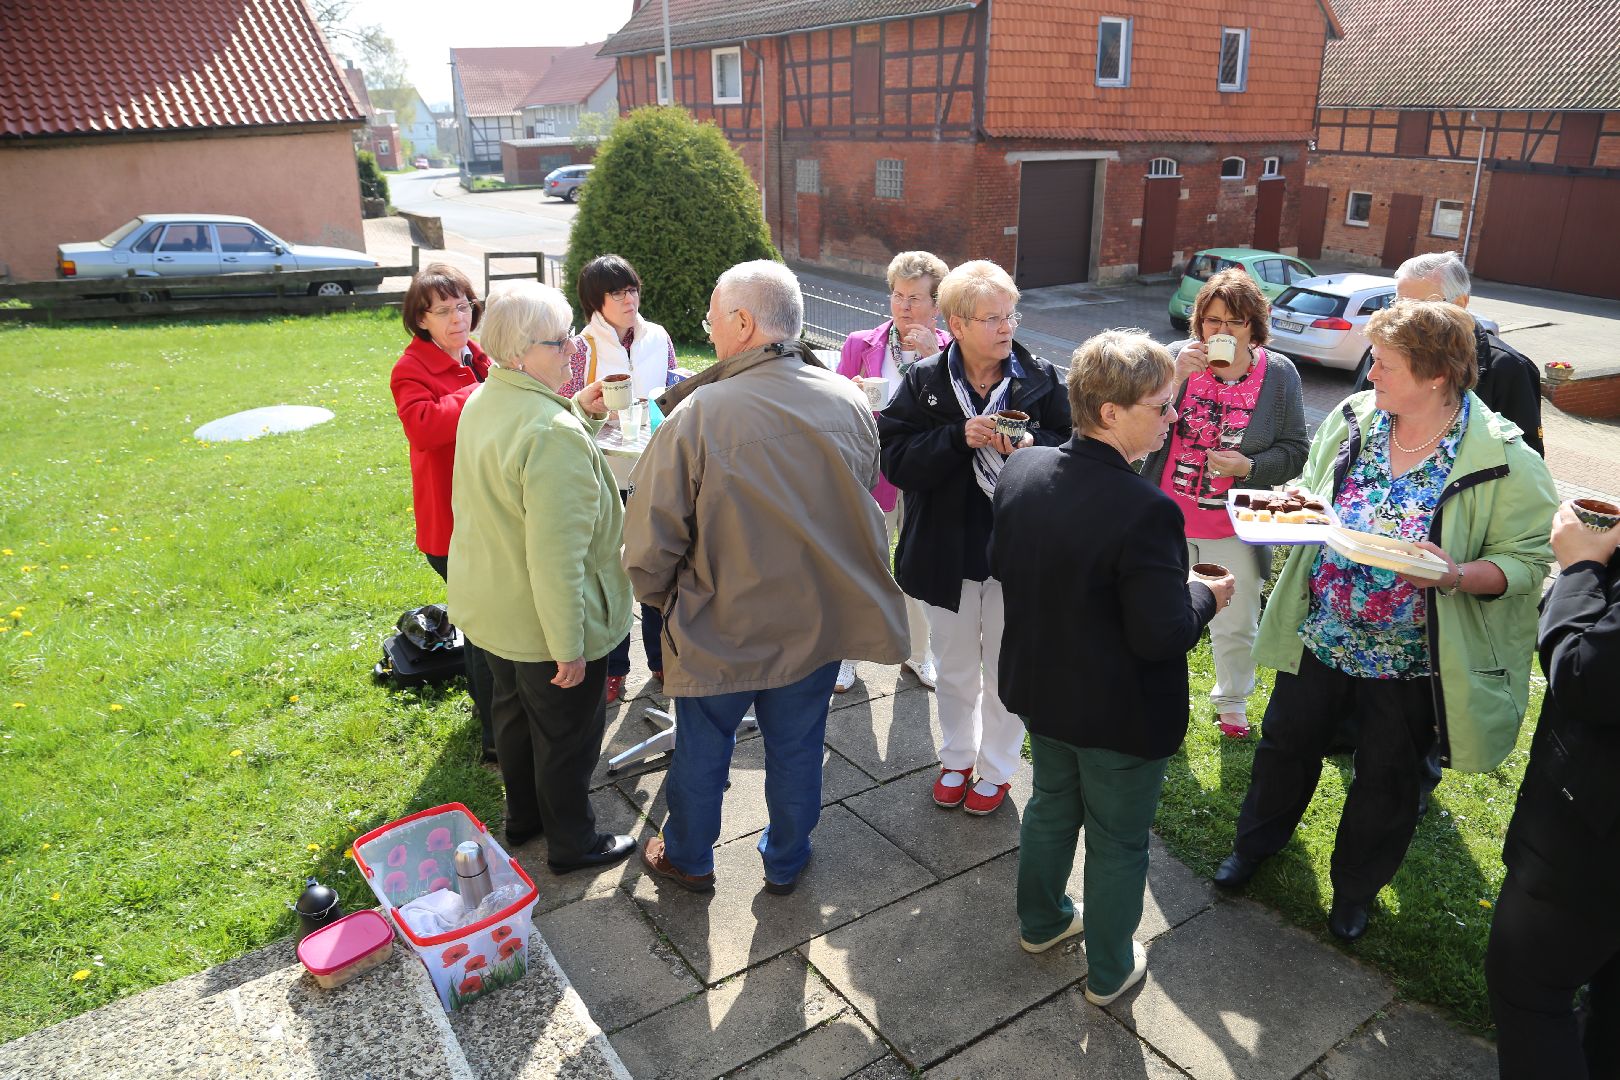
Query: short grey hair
479 281 573 367
716 260 803 341
886 250 949 295
1396 251 1472 302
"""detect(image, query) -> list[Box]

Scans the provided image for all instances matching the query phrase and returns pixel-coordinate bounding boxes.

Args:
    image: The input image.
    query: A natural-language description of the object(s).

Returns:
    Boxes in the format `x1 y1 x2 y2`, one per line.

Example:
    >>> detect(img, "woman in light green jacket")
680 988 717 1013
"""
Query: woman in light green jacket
1211 300 1556 943
448 281 637 875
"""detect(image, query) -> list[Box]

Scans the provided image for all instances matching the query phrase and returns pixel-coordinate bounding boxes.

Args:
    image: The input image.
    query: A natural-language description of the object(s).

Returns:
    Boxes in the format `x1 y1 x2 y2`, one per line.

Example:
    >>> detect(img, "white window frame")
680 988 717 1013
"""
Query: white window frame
1220 156 1245 180
1096 17 1131 87
875 158 905 199
1147 157 1179 178
1261 156 1281 177
377 139 391 156
711 47 742 105
1431 198 1465 239
656 55 671 105
1346 190 1373 227
1218 28 1249 92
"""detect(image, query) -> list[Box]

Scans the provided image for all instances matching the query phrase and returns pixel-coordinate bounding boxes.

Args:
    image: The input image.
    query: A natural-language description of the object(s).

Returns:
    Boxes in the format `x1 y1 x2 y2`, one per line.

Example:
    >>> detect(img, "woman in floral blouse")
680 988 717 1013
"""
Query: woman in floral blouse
1210 299 1556 944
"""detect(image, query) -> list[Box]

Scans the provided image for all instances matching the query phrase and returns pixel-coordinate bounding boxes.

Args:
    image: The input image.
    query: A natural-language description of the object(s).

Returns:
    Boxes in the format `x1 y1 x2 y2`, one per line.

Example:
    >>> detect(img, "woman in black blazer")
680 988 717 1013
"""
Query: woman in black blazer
991 330 1232 1007
1486 501 1620 1078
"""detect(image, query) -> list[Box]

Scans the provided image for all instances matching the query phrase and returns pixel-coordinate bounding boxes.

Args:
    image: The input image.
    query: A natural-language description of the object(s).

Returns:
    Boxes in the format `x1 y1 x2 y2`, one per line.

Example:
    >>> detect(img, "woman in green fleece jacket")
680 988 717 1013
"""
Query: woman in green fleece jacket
447 281 637 875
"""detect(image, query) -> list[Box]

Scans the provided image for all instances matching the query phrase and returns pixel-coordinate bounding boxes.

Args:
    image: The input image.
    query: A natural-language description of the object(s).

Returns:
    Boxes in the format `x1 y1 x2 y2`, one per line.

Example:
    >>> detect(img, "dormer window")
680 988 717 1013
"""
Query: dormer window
1096 18 1132 87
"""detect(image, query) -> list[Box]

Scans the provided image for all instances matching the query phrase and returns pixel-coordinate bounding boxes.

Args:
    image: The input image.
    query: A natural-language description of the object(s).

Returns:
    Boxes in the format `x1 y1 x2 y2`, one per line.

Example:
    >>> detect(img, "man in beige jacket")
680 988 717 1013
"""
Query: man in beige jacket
626 260 908 895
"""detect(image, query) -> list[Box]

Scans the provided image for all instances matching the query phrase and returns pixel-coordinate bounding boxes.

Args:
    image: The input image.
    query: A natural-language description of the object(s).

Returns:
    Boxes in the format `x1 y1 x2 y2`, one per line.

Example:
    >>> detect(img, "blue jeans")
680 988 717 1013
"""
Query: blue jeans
661 661 840 883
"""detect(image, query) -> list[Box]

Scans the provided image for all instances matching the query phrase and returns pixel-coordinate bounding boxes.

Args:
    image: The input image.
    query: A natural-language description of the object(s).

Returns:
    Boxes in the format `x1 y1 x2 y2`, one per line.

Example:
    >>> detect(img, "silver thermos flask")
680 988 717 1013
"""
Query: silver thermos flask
454 841 494 911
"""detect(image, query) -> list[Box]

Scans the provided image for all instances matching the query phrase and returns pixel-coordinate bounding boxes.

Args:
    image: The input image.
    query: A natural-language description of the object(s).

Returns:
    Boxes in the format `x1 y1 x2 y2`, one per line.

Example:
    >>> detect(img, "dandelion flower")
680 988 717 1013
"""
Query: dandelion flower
1 549 11 556
40 842 50 850
11 703 23 709
50 892 61 901
1478 899 1493 909
288 695 300 703
70 969 90 982
20 565 33 573
59 565 69 571
108 703 123 711
230 749 244 758
306 843 321 852
19 630 32 638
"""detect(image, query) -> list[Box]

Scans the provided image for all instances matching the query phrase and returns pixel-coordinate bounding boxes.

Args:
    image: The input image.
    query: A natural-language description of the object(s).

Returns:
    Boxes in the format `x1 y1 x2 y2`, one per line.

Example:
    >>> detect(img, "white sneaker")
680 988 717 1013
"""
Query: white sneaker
903 656 937 690
1020 905 1084 954
1084 941 1147 1006
833 659 857 693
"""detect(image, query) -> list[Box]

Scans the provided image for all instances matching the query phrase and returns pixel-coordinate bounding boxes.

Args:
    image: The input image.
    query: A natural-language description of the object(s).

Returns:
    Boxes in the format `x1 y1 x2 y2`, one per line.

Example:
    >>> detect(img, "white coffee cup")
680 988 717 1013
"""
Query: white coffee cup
1207 334 1237 368
863 378 890 409
601 373 633 410
899 349 919 368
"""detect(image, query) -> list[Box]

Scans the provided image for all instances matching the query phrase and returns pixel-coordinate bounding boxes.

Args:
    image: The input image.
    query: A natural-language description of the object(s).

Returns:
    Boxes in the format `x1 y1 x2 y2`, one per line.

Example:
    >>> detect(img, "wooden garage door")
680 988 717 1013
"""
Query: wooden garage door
1474 168 1620 300
1138 177 1180 275
1016 160 1096 288
1297 185 1329 259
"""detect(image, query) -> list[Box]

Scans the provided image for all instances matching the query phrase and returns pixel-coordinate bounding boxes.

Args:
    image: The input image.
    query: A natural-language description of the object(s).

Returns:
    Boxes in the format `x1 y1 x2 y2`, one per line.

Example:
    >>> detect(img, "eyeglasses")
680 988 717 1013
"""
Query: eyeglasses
1135 398 1176 417
608 286 640 302
701 309 740 337
890 292 934 310
965 311 1022 329
531 329 575 349
427 301 477 319
1201 316 1248 331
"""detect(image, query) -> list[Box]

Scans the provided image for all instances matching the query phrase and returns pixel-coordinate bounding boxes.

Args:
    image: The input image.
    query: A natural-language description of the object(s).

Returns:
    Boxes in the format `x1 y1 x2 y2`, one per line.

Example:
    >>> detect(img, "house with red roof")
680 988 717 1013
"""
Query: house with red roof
1302 0 1620 300
0 0 367 282
502 42 619 183
450 47 568 172
600 0 1339 286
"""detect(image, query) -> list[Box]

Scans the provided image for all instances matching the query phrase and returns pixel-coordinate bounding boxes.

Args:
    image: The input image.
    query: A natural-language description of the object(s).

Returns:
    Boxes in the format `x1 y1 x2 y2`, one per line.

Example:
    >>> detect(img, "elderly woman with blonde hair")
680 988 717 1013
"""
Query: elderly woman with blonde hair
448 281 638 874
1214 299 1556 943
879 260 1072 817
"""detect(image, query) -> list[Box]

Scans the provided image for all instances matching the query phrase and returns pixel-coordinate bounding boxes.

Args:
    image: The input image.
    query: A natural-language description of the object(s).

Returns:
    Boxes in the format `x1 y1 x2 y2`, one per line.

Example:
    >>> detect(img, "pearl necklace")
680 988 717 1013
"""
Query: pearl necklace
1391 401 1462 455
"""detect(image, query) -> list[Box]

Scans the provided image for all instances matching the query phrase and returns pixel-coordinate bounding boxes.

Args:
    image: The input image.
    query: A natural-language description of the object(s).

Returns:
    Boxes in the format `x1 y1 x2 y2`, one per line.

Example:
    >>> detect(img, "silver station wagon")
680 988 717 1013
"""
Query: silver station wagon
57 214 381 296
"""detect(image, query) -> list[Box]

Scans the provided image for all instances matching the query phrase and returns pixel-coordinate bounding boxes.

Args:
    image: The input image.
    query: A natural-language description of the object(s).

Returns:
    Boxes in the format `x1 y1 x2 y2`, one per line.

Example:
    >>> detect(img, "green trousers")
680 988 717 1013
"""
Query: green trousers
1016 729 1168 995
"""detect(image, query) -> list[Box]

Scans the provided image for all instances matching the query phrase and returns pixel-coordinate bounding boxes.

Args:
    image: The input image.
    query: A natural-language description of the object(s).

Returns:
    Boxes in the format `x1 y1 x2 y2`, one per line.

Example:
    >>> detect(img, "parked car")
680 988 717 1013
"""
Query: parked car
543 164 593 203
1265 274 1399 371
413 156 430 169
1168 248 1315 331
56 214 381 298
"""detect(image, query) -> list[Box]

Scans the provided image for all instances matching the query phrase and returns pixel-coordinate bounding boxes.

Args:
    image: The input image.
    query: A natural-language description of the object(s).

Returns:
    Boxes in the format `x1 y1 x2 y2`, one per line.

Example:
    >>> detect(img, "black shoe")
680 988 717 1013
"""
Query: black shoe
1213 851 1263 890
1328 900 1369 942
763 876 797 896
548 833 636 874
1416 790 1430 818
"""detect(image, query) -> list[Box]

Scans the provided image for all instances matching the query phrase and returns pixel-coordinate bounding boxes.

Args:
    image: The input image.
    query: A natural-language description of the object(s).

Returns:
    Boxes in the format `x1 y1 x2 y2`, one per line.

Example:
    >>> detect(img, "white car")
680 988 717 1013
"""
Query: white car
1267 274 1401 371
57 214 381 296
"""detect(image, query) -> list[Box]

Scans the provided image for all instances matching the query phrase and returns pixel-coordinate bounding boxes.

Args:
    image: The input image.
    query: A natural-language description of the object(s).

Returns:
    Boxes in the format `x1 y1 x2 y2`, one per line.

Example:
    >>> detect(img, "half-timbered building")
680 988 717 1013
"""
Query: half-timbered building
1304 0 1620 300
451 47 568 173
600 0 1338 286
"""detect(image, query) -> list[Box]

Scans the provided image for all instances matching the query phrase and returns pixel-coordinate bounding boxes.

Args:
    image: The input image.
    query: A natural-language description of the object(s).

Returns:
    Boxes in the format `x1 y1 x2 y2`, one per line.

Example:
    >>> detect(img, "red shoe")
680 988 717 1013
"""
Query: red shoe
963 780 1010 816
1216 713 1251 738
605 676 625 704
932 767 973 808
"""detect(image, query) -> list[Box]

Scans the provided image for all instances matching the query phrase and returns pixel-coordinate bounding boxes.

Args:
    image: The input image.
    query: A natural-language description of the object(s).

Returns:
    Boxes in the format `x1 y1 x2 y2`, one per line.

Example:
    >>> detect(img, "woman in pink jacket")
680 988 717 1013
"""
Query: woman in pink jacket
834 251 951 694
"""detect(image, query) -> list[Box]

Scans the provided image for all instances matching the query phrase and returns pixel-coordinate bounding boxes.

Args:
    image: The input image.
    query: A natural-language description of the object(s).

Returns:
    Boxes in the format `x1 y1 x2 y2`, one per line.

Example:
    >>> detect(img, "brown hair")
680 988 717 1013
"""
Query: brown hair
403 263 481 341
1365 299 1478 394
1067 330 1175 433
1191 266 1270 346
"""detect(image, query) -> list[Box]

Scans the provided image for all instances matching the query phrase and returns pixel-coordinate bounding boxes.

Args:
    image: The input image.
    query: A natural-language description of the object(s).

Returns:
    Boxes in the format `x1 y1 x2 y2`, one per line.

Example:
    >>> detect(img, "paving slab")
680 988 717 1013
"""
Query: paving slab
1106 901 1393 1080
805 852 1088 1068
823 686 944 782
841 760 1035 877
631 805 935 983
503 787 656 916
728 1011 889 1079
536 888 703 1033
591 694 765 790
922 987 1184 1079
617 737 877 848
1306 1003 1497 1079
848 1056 917 1080
826 659 926 710
609 953 846 1080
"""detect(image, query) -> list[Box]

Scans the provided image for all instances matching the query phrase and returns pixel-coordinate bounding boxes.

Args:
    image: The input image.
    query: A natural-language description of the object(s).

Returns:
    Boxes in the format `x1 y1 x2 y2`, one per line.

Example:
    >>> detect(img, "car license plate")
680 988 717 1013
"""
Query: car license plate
1274 317 1303 334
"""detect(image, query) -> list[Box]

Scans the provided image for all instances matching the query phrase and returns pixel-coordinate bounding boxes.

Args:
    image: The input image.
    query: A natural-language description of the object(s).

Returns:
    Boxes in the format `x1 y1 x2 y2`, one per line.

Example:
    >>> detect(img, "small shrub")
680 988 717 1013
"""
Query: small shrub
562 107 777 342
356 150 390 203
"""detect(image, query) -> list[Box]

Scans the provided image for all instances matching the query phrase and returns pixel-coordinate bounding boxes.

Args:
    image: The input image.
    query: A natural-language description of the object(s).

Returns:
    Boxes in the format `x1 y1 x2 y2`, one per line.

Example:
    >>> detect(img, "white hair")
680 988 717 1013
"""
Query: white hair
479 281 572 367
716 260 803 341
1396 251 1472 303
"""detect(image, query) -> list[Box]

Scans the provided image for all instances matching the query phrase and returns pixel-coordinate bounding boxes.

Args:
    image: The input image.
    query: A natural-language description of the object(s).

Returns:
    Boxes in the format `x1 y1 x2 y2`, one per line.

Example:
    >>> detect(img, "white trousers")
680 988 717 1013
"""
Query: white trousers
885 493 932 666
926 578 1023 786
1185 534 1264 716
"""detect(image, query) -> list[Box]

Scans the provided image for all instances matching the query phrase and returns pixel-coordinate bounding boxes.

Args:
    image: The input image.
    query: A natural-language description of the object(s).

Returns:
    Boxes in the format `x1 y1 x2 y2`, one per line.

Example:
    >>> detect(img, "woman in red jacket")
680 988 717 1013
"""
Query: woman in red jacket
390 263 495 761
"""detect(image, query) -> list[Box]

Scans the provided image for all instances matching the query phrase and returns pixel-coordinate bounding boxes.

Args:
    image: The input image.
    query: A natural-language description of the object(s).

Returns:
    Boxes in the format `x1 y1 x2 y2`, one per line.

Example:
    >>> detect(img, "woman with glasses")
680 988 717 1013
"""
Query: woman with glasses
1141 267 1308 738
879 260 1072 817
833 251 953 695
1212 300 1555 943
448 281 638 874
391 263 496 762
561 255 678 704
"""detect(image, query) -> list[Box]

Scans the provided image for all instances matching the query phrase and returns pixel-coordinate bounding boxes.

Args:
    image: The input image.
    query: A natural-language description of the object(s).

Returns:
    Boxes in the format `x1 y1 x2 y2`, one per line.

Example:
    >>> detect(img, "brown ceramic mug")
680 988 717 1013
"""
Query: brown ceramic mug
994 409 1030 440
1191 562 1229 582
1572 498 1620 532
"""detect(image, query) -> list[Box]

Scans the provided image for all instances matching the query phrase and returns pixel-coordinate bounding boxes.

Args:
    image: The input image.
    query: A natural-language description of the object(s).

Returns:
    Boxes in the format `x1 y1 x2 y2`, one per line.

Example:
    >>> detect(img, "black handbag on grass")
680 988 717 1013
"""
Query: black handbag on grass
373 604 466 687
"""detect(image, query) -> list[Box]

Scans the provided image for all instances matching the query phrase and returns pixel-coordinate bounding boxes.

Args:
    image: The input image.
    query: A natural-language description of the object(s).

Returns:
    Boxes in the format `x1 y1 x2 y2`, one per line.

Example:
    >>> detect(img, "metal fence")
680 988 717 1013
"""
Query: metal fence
801 282 887 349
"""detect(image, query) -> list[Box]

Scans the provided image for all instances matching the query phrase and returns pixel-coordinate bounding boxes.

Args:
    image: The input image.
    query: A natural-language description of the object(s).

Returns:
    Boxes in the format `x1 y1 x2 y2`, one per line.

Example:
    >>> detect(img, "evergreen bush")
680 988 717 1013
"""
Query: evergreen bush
356 150 390 203
562 107 778 343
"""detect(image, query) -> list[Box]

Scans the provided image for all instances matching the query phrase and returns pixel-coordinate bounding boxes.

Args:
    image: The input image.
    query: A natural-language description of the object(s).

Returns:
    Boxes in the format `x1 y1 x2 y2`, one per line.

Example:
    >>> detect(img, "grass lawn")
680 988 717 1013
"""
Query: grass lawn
0 310 1524 1040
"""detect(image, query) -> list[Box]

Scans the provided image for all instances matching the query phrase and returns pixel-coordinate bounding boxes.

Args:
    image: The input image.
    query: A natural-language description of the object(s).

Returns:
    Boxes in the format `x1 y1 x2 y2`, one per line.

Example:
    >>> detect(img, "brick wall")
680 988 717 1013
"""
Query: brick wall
1545 373 1620 421
1304 151 1490 268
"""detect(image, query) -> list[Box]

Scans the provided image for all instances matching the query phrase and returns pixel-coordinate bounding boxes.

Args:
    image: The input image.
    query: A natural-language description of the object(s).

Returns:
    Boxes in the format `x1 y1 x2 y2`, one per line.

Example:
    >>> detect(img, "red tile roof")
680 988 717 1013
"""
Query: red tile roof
452 47 569 117
343 65 375 118
519 42 615 108
0 0 365 139
600 0 980 56
1321 0 1620 109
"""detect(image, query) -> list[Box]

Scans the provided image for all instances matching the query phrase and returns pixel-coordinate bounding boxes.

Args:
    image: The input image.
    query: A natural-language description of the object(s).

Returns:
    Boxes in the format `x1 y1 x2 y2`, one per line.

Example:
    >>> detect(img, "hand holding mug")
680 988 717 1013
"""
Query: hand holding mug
578 380 608 419
1552 500 1620 568
964 415 999 449
902 325 940 357
1191 569 1237 609
1175 341 1210 382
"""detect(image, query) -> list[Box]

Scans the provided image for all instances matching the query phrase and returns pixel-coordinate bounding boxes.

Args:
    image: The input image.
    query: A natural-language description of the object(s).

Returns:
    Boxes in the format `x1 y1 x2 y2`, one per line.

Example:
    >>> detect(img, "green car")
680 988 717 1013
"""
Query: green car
1167 248 1315 332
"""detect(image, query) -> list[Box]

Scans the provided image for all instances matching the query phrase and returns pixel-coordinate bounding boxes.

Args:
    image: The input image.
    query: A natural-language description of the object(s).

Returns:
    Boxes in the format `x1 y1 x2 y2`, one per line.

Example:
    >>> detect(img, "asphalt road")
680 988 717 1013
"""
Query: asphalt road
388 168 578 252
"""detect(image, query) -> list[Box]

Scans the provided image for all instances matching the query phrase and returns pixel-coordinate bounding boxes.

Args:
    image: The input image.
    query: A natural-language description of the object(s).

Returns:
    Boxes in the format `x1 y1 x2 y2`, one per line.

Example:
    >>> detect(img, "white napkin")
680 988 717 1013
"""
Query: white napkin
398 888 466 936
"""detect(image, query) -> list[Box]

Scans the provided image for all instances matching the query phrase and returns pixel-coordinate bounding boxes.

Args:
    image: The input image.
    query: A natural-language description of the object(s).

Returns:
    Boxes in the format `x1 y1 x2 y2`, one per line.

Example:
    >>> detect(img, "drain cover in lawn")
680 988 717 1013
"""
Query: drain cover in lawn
193 405 334 442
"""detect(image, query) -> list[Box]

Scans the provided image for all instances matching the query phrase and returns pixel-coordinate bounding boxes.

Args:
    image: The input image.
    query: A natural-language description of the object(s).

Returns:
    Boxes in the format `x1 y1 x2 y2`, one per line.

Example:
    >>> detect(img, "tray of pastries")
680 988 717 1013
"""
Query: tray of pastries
1227 488 1338 545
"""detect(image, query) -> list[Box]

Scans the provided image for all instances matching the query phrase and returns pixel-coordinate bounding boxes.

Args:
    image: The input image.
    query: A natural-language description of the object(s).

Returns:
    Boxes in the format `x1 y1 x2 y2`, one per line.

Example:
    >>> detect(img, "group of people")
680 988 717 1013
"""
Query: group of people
387 247 1615 1076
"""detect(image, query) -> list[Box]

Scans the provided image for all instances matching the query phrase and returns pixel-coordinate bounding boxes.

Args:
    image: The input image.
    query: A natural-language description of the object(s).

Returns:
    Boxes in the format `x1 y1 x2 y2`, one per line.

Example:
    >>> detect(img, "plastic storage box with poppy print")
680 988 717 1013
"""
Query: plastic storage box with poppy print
353 802 539 1011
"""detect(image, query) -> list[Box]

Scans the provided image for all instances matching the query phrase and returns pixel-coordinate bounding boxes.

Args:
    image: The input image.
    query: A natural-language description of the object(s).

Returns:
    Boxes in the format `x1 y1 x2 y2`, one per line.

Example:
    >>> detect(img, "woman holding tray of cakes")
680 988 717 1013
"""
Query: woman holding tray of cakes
1212 298 1556 944
1143 267 1308 738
